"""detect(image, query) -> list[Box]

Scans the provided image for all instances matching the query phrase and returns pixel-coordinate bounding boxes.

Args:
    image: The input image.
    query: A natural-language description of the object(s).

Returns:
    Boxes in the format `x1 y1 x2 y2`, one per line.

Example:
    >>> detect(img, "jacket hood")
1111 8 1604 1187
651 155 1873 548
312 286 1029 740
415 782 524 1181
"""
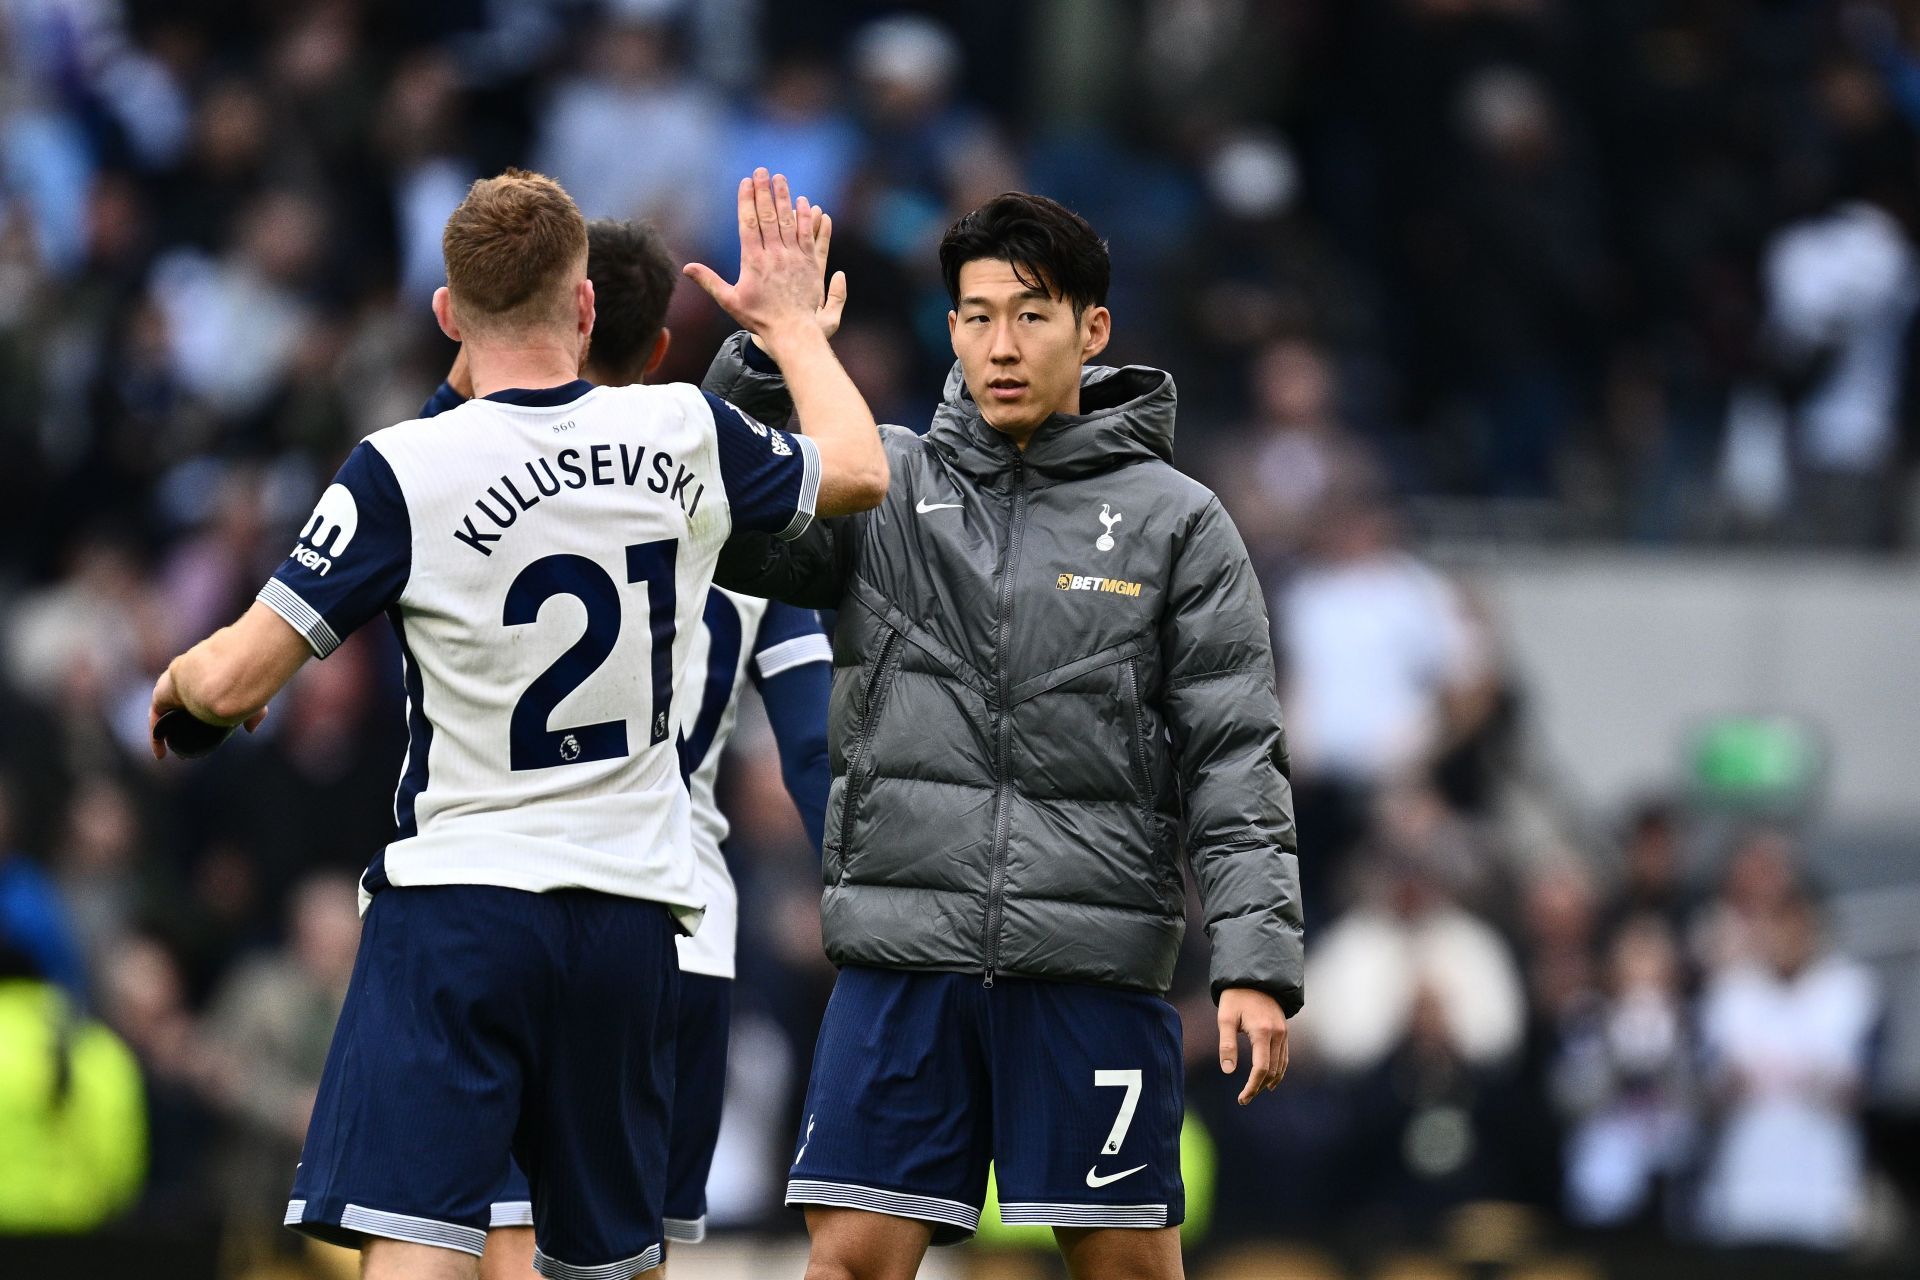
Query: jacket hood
929 361 1177 483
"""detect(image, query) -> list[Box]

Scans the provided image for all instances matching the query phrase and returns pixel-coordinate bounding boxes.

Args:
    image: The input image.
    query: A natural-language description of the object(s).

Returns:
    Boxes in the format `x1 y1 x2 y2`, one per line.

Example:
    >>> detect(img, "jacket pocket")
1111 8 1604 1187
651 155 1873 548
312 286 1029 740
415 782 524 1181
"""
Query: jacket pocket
836 628 905 880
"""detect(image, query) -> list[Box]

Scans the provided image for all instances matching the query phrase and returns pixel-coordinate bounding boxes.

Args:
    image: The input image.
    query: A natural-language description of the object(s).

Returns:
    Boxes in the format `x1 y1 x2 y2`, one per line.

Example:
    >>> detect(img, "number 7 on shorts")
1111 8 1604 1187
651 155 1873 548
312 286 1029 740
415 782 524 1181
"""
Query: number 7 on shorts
1094 1069 1142 1157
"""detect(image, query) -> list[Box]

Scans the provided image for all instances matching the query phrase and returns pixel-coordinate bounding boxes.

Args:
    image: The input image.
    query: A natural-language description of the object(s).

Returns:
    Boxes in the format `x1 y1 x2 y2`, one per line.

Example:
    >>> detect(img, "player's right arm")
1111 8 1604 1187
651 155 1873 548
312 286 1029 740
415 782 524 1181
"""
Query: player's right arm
683 169 887 518
149 604 308 754
153 440 412 758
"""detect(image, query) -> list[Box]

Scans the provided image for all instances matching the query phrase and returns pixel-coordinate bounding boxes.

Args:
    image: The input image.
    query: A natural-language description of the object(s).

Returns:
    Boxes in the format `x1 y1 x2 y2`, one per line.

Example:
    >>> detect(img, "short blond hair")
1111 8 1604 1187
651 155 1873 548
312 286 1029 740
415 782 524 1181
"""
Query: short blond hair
442 168 588 334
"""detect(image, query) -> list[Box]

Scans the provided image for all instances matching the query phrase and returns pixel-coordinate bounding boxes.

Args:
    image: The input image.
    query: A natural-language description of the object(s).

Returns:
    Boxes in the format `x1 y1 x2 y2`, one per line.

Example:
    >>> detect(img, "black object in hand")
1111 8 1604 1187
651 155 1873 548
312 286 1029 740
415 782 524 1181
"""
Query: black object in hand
153 708 236 759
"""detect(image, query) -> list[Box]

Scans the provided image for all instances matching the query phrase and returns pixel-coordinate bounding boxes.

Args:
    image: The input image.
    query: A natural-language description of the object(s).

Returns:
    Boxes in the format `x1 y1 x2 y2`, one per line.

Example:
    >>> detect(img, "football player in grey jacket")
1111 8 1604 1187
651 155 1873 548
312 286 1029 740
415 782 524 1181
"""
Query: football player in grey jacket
695 192 1302 1280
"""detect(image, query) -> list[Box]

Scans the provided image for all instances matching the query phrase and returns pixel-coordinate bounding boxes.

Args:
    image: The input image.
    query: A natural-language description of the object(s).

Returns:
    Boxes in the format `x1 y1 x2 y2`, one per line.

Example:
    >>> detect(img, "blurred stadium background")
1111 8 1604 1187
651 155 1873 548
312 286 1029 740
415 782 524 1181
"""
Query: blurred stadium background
4 1 1920 1278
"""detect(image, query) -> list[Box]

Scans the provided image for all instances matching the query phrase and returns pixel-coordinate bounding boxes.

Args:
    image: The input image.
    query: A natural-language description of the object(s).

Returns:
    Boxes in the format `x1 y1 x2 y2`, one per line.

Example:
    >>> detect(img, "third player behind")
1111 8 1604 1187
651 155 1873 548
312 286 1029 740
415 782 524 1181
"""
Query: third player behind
713 193 1304 1280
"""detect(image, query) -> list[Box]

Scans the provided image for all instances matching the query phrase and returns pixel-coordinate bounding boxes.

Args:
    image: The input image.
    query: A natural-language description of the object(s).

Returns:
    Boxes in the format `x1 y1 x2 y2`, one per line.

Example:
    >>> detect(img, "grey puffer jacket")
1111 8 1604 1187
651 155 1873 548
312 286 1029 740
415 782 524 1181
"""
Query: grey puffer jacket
707 334 1304 1010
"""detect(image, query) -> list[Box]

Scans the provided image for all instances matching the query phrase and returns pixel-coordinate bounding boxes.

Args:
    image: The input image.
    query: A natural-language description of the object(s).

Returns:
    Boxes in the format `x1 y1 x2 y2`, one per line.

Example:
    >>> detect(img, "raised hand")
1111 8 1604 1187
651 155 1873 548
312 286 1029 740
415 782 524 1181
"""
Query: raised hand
745 196 848 355
684 169 845 354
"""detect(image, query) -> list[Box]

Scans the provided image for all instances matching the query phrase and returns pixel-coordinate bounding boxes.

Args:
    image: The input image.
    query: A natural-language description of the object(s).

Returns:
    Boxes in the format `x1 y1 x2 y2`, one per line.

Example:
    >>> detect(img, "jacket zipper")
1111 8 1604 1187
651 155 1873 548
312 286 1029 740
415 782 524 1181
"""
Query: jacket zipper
1123 658 1156 811
1125 656 1178 899
983 458 1028 987
837 629 902 876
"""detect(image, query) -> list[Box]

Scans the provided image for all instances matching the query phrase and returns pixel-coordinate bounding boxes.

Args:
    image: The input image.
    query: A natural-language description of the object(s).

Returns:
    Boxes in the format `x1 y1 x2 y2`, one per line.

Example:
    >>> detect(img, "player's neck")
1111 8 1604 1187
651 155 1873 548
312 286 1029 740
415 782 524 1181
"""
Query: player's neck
466 340 584 399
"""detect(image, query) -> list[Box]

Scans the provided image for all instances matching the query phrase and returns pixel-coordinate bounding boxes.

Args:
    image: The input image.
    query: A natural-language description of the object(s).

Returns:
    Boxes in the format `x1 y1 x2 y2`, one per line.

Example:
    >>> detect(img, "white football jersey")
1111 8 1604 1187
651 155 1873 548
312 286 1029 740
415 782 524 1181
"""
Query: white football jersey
258 379 819 917
674 588 831 978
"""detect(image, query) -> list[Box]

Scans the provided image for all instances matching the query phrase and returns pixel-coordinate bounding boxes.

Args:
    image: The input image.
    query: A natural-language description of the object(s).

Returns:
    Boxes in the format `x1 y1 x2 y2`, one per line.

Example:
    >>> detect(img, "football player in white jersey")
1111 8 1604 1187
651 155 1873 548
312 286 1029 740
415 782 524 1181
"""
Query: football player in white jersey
149 168 886 1280
412 217 836 1280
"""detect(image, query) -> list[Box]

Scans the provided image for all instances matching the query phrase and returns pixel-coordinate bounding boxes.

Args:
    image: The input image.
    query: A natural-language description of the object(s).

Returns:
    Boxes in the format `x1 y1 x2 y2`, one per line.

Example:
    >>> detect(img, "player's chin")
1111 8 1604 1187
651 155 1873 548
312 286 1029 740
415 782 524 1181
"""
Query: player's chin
982 403 1048 434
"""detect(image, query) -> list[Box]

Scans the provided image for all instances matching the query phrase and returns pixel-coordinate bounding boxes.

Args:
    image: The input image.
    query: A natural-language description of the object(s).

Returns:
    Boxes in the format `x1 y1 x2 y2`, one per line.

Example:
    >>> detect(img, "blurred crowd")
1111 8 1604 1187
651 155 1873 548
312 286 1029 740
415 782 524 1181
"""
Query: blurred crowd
0 0 1914 1271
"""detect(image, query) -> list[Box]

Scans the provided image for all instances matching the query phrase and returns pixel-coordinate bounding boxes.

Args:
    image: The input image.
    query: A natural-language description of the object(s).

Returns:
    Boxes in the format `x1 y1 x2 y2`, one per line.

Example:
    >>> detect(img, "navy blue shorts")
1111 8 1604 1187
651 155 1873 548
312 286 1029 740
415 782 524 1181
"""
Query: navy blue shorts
491 972 731 1243
286 885 680 1280
786 967 1184 1244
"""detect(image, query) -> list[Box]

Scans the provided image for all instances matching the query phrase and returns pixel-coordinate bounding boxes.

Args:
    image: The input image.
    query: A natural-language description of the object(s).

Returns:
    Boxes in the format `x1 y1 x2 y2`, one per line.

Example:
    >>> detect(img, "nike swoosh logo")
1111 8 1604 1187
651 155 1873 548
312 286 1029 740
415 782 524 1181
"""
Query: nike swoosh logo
1084 1163 1148 1189
915 499 963 514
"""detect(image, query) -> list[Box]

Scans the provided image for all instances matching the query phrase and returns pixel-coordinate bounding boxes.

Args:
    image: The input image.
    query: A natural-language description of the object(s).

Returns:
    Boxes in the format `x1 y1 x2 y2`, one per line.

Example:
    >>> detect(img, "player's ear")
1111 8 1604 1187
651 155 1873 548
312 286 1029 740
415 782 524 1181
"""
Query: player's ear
947 309 959 355
432 286 461 342
576 278 596 338
642 329 672 380
1080 306 1111 362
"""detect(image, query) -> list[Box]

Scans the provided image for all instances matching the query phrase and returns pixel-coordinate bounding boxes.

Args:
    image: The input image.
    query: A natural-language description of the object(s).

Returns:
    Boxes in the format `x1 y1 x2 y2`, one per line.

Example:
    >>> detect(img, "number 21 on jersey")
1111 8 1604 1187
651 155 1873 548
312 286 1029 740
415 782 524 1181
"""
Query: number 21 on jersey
503 539 677 771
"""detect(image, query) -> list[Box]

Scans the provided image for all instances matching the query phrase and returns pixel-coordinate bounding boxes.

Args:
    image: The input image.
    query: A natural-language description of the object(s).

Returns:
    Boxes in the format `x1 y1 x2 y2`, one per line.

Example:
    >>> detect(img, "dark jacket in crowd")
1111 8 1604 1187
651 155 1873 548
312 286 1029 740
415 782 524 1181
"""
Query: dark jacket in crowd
707 334 1304 1010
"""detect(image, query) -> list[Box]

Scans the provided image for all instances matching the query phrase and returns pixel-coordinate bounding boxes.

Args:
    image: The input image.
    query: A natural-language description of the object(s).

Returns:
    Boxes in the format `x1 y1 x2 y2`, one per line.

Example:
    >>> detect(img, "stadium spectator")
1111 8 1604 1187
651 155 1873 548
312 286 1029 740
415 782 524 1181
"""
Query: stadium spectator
1691 827 1802 974
0 778 87 999
377 52 479 305
0 935 146 1232
190 634 402 904
1694 888 1881 1249
1554 916 1696 1232
51 778 150 990
197 872 358 1255
156 463 275 652
148 189 326 421
5 536 149 709
533 15 724 243
1523 861 1601 1031
717 56 861 253
94 934 205 1221
1278 499 1493 788
1721 195 1920 544
1275 496 1496 897
1303 825 1526 1076
850 14 991 204
1333 983 1523 1236
1597 799 1695 947
1215 336 1386 568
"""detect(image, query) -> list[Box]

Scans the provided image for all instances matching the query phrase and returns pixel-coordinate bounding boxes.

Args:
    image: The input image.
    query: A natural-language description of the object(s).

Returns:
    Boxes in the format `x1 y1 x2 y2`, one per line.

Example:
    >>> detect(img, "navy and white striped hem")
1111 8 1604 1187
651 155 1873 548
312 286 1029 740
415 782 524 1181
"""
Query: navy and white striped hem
777 434 821 541
490 1200 533 1228
786 1179 981 1234
533 1242 662 1280
258 579 343 658
285 1200 489 1256
997 1201 1170 1229
755 633 832 679
662 1215 706 1243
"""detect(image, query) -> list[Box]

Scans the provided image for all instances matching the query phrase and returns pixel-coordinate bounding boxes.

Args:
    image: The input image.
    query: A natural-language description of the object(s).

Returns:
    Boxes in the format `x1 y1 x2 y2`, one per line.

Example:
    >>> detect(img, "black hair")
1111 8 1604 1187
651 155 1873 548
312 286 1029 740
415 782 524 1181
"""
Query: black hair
584 218 679 382
938 192 1109 316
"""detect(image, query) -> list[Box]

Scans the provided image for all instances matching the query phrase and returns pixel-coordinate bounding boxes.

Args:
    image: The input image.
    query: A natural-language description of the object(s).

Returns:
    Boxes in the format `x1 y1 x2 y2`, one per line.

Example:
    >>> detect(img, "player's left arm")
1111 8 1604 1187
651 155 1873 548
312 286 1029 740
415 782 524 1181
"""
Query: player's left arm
153 440 411 759
1158 496 1304 1105
748 601 833 855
